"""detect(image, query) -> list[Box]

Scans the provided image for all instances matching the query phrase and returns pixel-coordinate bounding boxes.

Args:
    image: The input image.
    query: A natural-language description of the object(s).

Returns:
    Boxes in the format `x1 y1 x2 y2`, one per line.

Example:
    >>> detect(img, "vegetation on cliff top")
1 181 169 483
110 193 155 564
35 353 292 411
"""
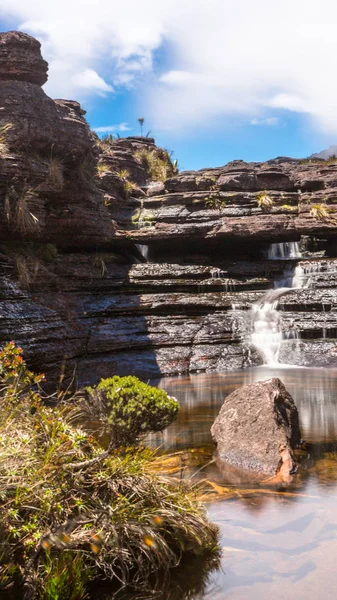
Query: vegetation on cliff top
134 147 179 182
0 343 219 599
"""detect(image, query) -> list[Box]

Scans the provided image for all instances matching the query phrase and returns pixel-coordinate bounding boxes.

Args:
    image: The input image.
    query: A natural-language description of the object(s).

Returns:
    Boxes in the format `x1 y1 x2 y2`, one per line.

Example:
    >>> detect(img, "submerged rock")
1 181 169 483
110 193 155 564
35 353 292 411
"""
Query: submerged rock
211 378 301 479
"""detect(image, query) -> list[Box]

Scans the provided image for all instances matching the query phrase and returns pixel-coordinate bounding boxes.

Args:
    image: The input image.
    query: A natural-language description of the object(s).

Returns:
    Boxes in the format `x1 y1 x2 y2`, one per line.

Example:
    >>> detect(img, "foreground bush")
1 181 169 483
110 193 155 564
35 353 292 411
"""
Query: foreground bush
84 375 179 446
0 344 219 599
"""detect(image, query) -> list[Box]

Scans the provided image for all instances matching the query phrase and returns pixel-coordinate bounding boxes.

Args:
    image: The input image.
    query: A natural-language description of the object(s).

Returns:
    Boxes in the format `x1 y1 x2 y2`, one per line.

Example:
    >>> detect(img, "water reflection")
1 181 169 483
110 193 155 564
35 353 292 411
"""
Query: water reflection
148 367 337 600
149 366 337 448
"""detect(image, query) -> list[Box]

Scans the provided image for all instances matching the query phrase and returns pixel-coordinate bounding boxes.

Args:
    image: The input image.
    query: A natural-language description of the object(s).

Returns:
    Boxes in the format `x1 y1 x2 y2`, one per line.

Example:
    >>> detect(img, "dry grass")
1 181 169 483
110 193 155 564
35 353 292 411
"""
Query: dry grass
48 156 64 187
97 163 111 173
310 203 333 221
0 123 14 154
135 148 178 182
124 179 139 198
14 254 46 289
93 255 108 277
3 193 11 223
116 169 130 179
15 189 40 235
256 192 273 210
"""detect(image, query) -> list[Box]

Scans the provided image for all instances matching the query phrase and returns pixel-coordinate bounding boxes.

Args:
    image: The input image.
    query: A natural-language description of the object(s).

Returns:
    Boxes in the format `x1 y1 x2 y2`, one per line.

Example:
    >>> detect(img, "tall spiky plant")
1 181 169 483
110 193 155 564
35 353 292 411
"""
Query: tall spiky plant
138 117 145 136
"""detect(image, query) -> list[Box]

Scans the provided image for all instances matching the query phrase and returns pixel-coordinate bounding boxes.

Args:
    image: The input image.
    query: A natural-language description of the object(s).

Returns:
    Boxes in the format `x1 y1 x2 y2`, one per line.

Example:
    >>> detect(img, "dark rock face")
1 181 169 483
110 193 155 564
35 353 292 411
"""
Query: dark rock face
211 378 301 478
0 31 337 385
0 31 115 248
0 31 48 85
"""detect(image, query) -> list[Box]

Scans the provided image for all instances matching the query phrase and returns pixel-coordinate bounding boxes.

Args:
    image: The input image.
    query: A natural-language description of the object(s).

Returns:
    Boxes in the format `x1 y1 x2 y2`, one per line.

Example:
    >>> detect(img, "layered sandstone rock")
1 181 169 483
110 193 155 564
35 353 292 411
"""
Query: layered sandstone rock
1 31 337 385
0 30 48 85
0 31 115 247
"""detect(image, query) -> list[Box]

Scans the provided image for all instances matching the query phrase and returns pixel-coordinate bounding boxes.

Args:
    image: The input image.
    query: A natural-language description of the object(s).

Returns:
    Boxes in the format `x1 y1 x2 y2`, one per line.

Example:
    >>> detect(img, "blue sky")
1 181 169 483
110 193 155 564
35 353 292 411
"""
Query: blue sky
1 1 337 171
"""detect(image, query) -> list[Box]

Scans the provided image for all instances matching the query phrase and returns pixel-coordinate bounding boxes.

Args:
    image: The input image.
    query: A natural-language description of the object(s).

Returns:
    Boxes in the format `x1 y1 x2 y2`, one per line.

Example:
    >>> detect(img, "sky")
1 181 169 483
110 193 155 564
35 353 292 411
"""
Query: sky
1 1 337 171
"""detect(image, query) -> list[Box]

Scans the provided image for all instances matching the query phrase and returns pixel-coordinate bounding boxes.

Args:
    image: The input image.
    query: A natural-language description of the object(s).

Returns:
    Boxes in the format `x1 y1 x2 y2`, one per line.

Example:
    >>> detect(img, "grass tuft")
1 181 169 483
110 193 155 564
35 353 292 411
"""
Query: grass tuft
48 156 64 187
15 188 40 235
0 123 14 154
116 169 130 179
256 192 273 210
97 163 111 173
135 148 178 182
310 203 333 221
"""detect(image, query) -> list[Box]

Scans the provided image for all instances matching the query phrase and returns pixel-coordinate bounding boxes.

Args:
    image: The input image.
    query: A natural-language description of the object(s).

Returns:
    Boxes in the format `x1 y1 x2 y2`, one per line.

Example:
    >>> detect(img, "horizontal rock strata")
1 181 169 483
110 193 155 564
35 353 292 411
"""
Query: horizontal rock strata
0 31 337 385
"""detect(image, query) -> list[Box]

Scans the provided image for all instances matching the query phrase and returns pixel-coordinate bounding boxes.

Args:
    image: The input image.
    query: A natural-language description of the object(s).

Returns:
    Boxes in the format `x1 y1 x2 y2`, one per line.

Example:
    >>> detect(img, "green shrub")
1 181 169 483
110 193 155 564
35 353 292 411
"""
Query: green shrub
85 376 178 446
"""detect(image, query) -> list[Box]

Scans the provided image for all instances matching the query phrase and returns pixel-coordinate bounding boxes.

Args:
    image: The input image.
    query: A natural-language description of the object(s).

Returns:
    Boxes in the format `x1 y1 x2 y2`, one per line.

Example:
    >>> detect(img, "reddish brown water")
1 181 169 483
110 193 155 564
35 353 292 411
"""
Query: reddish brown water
149 366 337 600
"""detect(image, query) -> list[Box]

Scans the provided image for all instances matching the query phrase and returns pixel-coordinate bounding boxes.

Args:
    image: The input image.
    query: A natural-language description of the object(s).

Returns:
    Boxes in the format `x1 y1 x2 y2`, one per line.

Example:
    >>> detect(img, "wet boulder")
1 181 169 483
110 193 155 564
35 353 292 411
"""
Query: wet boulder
211 378 301 479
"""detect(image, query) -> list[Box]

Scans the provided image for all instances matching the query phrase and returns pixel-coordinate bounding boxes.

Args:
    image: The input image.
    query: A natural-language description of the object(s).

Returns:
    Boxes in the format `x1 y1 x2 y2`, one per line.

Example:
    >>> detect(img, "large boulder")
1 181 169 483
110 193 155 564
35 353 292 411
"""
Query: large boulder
211 378 301 479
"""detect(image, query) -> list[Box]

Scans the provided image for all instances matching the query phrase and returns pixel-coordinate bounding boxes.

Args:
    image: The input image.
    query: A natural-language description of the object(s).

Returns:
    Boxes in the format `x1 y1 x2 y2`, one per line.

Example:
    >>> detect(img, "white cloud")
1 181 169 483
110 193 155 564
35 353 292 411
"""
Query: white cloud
2 1 337 133
250 117 280 127
94 123 131 133
72 69 113 94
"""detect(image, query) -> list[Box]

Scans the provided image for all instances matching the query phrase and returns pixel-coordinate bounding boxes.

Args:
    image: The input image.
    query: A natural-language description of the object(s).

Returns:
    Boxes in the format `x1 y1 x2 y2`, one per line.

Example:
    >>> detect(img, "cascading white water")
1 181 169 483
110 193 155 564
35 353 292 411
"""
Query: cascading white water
250 288 292 365
267 241 302 260
251 242 303 365
135 244 149 262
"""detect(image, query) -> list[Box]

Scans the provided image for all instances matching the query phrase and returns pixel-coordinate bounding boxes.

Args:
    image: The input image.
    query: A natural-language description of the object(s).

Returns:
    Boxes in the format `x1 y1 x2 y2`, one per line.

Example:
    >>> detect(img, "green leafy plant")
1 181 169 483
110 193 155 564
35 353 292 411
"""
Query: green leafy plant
85 376 179 446
256 192 273 210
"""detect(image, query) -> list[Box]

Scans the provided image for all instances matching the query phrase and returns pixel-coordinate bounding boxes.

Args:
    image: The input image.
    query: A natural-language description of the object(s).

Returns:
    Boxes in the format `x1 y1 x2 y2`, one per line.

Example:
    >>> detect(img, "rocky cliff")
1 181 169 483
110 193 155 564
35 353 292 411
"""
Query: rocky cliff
1 30 337 386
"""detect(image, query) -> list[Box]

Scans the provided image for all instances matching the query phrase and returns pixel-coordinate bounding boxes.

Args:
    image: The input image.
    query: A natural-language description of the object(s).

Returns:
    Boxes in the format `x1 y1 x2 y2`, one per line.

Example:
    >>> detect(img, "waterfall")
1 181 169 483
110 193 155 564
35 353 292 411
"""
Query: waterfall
250 288 292 365
135 244 149 262
251 242 303 365
267 242 301 260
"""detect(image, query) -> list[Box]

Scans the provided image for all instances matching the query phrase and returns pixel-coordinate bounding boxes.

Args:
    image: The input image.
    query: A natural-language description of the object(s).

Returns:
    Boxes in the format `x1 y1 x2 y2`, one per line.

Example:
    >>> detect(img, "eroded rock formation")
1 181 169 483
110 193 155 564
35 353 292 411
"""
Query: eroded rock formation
1 30 337 385
211 378 301 479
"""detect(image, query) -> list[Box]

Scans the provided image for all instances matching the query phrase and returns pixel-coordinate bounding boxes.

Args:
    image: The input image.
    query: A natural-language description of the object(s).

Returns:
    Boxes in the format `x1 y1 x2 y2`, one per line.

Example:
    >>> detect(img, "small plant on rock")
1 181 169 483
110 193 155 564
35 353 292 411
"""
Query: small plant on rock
310 203 332 221
135 148 178 181
124 179 139 198
205 195 226 211
97 162 110 173
256 192 273 210
281 204 297 211
116 169 130 179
